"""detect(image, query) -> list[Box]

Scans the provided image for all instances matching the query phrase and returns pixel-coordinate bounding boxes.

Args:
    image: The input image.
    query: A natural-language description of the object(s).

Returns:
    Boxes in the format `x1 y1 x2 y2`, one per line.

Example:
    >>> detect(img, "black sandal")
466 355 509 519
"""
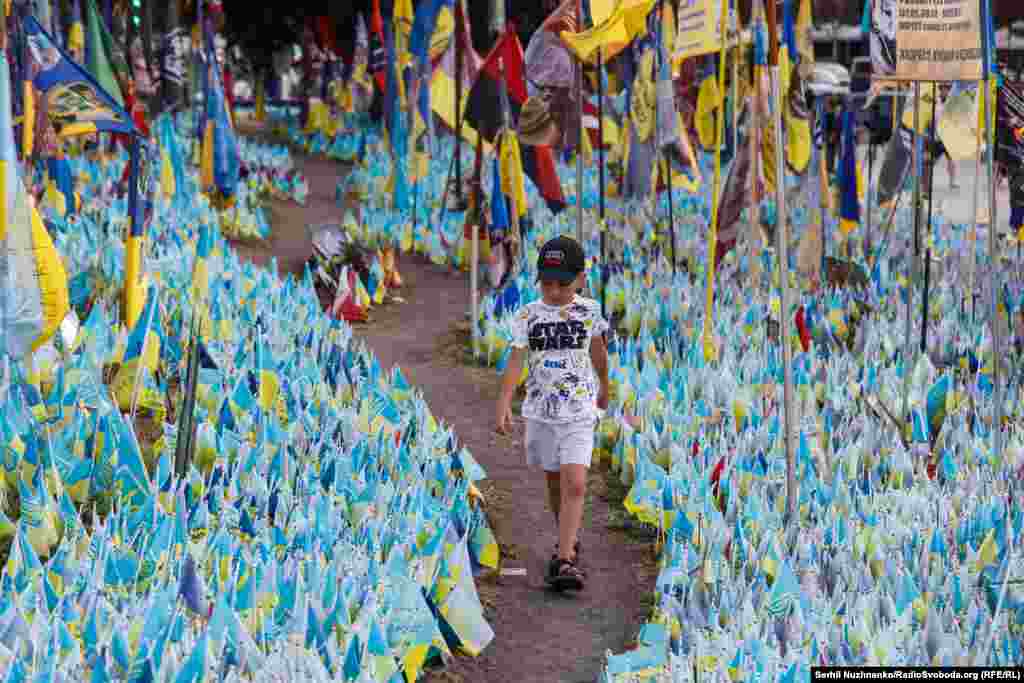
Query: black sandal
546 558 585 591
552 540 582 563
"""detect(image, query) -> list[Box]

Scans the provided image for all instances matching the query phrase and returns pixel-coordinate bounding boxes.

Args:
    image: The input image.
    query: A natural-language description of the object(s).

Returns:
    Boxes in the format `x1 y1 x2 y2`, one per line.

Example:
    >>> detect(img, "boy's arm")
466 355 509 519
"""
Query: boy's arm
589 333 609 408
496 347 526 433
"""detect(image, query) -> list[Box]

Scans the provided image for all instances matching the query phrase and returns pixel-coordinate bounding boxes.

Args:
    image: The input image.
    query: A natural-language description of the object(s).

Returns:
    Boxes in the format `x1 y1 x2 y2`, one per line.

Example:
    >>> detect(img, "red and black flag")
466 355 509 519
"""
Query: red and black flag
369 0 388 93
464 28 566 213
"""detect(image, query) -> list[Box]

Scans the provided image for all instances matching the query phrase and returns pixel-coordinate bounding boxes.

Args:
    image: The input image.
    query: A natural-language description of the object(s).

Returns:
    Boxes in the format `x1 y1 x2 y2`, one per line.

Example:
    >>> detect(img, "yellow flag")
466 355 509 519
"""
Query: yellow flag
580 116 594 167
975 529 998 572
21 82 33 158
393 0 414 54
43 178 65 216
591 0 616 25
430 6 455 61
499 130 527 219
560 0 656 64
160 149 176 198
695 76 720 151
430 65 486 151
902 82 938 135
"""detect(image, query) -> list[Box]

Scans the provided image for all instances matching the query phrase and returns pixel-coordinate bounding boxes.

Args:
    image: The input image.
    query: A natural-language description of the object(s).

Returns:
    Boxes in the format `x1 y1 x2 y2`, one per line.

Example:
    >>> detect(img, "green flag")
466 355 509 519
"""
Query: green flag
84 0 125 107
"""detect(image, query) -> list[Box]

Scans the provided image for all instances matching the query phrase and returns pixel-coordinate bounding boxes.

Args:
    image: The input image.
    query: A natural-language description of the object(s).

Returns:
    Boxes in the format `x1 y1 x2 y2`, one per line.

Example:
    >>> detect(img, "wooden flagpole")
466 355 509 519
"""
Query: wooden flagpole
766 0 797 524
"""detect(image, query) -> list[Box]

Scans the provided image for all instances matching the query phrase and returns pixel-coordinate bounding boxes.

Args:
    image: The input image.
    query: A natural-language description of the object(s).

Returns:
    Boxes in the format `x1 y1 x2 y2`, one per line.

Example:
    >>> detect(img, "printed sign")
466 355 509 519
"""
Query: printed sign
872 0 983 82
673 0 723 63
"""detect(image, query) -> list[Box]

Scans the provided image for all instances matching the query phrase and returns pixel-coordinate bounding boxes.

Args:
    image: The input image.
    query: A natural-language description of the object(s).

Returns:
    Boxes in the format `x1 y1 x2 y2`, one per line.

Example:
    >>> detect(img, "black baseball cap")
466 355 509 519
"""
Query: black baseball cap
537 235 585 283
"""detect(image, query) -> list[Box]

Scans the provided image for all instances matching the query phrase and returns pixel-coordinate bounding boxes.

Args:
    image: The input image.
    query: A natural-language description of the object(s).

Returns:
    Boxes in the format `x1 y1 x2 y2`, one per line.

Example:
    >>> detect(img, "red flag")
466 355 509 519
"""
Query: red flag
710 456 728 512
370 0 387 92
464 27 565 213
795 306 810 353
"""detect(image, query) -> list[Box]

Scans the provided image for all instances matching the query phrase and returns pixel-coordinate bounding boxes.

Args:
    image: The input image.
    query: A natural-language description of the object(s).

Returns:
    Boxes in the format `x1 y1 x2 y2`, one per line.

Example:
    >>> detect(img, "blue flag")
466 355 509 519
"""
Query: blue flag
490 157 509 238
23 15 136 136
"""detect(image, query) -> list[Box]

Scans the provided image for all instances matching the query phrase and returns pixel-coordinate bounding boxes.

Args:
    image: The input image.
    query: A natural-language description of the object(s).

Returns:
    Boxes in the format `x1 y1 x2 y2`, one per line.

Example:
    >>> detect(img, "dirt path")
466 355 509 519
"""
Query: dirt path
235 125 656 683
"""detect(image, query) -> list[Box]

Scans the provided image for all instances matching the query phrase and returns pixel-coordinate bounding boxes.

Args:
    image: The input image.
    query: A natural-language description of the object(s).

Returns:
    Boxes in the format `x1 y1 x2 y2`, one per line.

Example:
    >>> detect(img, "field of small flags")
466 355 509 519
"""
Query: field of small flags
3 108 501 680
287 100 1024 678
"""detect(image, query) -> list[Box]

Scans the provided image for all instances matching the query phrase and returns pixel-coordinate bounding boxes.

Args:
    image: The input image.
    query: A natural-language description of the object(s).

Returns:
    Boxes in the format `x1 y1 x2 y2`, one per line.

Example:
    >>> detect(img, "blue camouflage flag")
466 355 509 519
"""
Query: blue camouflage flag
22 16 134 137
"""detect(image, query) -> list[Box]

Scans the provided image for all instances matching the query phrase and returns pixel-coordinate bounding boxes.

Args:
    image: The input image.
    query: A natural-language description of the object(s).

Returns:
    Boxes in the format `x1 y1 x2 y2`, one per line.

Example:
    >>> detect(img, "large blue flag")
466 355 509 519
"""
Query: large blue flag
23 15 135 136
200 19 240 207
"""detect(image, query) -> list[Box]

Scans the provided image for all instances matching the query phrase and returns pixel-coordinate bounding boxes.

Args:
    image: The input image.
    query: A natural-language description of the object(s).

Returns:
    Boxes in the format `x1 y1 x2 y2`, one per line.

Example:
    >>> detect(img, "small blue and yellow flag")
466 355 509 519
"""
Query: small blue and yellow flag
256 340 279 413
838 107 860 237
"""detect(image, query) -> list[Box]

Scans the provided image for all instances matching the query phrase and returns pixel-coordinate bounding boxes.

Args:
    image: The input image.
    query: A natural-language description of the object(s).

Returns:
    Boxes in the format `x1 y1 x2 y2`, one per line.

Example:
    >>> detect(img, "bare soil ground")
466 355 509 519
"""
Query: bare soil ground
236 117 658 683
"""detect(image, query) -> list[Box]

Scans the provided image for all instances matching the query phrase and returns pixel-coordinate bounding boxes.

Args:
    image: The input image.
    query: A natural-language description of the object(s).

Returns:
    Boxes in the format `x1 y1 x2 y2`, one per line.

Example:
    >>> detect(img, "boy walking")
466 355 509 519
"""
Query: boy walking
496 236 609 591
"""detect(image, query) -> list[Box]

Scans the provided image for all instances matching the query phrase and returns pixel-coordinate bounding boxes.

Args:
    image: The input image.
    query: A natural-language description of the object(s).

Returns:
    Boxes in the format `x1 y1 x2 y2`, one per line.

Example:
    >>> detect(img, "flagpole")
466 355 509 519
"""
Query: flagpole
575 0 584 245
767 0 797 525
901 81 922 445
598 48 607 318
454 0 463 205
985 73 1003 465
658 0 676 276
731 2 738 156
921 89 938 353
864 140 875 265
702 0 728 362
968 87 983 323
977 12 1008 657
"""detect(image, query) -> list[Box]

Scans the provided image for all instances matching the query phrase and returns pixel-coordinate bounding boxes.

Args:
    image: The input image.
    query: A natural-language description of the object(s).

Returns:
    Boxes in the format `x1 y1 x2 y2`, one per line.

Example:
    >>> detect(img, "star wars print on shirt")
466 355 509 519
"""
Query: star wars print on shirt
511 295 609 424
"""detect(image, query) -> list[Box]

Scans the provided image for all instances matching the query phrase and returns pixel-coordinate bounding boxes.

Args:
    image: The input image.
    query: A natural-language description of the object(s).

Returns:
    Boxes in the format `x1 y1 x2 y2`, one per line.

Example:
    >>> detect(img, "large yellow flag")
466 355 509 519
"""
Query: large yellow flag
560 0 655 64
499 130 527 219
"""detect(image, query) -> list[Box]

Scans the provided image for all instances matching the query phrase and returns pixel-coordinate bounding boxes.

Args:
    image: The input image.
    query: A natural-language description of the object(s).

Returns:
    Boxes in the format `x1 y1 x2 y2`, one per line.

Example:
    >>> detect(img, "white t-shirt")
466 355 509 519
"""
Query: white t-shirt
510 295 609 424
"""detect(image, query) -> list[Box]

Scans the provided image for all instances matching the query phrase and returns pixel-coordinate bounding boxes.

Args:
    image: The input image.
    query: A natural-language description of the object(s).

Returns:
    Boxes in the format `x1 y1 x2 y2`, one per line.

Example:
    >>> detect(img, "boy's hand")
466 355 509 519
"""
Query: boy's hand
597 384 609 411
496 402 514 434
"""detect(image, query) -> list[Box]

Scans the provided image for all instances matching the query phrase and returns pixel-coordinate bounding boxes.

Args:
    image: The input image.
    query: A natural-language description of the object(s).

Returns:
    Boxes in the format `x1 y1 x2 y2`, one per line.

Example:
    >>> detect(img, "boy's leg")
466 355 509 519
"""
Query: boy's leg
554 419 594 563
557 464 587 562
546 472 561 525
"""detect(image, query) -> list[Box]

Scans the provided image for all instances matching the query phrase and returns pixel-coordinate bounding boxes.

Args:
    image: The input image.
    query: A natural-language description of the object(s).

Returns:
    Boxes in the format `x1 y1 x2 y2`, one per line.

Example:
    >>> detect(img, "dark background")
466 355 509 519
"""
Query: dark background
220 0 1022 70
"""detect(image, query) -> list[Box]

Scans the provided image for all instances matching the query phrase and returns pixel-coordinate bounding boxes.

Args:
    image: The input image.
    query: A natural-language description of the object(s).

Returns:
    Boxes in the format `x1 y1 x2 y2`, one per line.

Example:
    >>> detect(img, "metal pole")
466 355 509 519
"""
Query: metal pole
772 67 796 525
901 81 922 441
470 162 480 357
658 0 676 275
454 0 463 203
575 0 584 244
767 0 797 525
921 89 938 354
986 74 1003 461
731 8 739 155
864 142 875 265
598 48 607 317
969 85 983 324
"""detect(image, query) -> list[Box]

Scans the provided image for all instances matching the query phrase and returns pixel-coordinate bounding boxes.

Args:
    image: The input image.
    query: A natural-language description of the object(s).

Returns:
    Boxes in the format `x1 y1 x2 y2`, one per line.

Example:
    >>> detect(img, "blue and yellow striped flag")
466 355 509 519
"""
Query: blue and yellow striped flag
838 107 860 238
200 21 240 209
256 340 279 413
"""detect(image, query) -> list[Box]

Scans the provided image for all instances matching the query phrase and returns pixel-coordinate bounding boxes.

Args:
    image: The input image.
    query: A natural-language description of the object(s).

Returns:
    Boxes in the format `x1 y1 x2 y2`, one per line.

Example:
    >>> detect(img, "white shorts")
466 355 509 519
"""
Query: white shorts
524 418 596 472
